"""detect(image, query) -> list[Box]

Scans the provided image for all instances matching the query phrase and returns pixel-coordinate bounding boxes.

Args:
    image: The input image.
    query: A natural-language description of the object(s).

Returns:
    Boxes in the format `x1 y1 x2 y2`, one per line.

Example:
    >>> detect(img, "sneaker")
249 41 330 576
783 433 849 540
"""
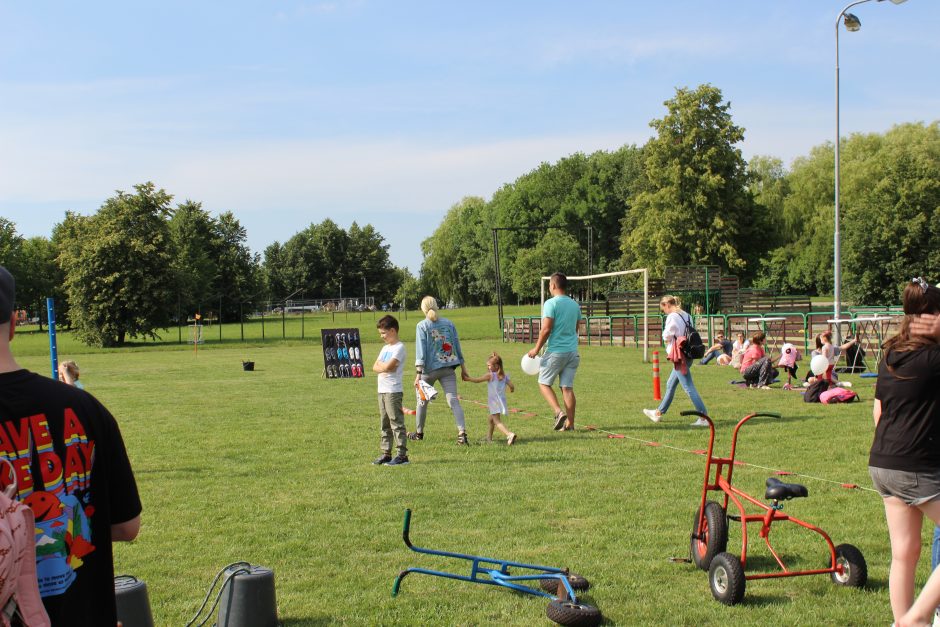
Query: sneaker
507 433 517 446
385 455 409 466
837 381 853 388
643 409 662 423
553 411 567 431
407 431 424 441
372 454 392 465
456 432 469 446
690 418 709 427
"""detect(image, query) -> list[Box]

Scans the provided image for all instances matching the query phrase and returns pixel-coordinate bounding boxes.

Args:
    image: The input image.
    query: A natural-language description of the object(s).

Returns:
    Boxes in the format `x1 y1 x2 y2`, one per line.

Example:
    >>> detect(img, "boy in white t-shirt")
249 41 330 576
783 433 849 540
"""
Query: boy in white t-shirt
373 315 408 466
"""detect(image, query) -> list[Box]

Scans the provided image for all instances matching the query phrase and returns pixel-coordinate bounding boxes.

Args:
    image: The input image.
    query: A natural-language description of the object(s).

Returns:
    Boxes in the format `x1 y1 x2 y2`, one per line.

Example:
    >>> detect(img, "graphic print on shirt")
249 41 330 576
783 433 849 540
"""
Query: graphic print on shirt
0 408 95 597
430 327 458 364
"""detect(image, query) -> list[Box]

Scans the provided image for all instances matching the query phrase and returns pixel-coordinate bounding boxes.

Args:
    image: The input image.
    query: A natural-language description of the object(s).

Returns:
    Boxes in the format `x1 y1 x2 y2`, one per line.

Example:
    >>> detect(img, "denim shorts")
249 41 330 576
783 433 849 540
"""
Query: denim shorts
538 351 580 388
869 466 940 506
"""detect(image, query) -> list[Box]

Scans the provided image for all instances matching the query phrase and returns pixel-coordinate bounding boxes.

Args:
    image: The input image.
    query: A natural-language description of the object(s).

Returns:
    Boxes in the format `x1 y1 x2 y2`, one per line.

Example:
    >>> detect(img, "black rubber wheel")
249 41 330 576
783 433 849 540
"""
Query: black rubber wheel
691 501 728 570
831 543 867 587
545 600 602 627
709 552 746 606
539 572 590 593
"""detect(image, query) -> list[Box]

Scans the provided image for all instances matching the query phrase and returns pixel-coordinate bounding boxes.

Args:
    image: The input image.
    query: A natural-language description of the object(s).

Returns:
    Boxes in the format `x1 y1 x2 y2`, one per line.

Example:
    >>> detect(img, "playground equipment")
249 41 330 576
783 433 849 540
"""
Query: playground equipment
686 410 867 605
393 509 601 626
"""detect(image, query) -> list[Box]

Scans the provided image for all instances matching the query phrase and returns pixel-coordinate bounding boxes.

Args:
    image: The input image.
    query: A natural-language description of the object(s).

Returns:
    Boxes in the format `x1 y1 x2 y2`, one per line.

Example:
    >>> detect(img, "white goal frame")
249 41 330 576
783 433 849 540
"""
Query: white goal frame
541 269 650 362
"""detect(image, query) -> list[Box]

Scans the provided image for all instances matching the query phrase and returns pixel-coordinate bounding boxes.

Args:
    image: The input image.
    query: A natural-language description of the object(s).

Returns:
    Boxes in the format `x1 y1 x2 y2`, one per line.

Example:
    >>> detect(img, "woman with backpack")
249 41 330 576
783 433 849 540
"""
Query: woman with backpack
869 278 940 624
643 295 709 427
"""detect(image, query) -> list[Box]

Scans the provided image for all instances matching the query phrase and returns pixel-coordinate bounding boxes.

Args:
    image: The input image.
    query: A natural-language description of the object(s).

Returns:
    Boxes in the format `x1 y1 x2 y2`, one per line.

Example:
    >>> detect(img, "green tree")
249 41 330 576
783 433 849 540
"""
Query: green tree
841 122 940 304
212 212 260 319
16 236 62 327
57 183 175 346
620 84 762 279
510 233 586 301
168 200 218 317
347 222 399 304
0 218 24 280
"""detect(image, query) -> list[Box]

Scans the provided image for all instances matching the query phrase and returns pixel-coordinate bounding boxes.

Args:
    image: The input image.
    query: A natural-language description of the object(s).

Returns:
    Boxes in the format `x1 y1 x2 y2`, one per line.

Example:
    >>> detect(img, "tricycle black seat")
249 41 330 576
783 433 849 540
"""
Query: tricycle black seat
765 477 808 500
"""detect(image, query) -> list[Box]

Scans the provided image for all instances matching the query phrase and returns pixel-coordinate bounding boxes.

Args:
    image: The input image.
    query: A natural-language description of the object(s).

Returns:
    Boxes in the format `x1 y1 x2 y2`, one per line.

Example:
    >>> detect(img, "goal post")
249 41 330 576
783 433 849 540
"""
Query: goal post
540 269 650 362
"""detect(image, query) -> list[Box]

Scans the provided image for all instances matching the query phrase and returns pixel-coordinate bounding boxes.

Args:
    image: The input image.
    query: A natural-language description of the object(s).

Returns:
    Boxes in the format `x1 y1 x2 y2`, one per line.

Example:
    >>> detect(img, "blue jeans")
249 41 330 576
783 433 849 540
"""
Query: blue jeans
658 358 707 416
700 349 722 365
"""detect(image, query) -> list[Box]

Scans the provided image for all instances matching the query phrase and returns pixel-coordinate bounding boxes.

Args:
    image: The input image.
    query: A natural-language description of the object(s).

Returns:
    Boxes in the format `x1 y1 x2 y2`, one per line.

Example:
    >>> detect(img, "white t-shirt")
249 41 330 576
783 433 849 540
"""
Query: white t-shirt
662 311 692 354
377 341 406 393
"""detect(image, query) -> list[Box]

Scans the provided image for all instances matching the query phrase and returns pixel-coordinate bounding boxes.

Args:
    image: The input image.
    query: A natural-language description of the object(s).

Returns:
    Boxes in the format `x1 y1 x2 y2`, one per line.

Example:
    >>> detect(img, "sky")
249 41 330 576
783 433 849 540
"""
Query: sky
1 1 938 274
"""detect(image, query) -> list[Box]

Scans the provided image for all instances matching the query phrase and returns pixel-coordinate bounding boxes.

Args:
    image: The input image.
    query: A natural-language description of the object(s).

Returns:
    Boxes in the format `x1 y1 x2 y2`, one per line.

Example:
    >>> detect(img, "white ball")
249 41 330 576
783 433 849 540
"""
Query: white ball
521 354 541 376
810 354 829 376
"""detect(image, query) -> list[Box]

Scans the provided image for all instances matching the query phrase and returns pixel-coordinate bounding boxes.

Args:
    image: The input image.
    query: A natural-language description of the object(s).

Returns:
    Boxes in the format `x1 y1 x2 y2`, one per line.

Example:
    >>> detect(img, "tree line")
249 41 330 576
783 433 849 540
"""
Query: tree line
0 183 403 346
419 84 940 308
3 83 938 345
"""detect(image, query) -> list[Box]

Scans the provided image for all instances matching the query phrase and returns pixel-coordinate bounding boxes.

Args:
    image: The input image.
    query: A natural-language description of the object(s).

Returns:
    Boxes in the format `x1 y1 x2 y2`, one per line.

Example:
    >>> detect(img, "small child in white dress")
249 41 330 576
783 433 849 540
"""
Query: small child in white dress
464 352 517 445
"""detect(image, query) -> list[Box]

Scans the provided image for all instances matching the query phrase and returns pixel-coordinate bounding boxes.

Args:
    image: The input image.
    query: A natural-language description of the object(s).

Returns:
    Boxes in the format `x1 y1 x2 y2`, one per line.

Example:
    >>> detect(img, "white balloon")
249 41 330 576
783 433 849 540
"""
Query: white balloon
810 354 829 376
521 354 541 376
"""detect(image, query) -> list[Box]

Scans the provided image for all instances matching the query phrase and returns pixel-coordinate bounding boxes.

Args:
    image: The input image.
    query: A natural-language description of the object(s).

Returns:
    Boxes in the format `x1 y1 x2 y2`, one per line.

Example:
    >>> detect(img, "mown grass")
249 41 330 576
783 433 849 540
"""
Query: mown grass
7 312 923 626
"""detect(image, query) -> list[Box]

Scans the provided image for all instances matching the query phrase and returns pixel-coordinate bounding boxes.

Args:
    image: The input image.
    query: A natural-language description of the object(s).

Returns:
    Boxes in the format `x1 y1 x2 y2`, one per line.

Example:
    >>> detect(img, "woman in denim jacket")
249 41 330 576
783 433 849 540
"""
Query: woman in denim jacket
409 296 470 445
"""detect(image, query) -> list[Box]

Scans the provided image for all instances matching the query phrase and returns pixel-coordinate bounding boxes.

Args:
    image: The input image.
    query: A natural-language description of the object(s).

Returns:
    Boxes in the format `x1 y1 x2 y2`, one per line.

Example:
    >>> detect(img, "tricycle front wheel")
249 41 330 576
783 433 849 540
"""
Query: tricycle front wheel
691 501 728 570
546 600 602 627
831 543 867 587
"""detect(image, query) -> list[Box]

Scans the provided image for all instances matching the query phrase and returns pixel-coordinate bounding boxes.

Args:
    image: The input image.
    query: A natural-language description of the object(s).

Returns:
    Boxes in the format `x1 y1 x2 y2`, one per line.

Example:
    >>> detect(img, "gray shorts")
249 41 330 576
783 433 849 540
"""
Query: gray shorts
538 351 580 388
869 466 940 506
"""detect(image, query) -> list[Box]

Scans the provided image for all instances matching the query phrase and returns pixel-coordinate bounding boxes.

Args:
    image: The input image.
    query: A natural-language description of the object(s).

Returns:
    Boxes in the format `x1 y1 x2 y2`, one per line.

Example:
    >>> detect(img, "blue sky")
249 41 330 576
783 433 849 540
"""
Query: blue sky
1 1 937 274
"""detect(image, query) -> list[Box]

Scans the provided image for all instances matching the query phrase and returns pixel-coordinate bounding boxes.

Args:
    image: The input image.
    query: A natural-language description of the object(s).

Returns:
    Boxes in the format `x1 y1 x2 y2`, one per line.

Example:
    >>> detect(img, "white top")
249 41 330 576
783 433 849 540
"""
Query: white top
487 372 511 415
662 311 692 354
377 341 406 393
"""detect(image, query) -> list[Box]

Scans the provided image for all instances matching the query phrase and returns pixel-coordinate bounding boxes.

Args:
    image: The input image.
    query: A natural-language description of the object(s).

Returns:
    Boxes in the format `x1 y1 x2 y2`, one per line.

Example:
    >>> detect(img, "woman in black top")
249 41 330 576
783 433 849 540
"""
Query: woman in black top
869 278 940 623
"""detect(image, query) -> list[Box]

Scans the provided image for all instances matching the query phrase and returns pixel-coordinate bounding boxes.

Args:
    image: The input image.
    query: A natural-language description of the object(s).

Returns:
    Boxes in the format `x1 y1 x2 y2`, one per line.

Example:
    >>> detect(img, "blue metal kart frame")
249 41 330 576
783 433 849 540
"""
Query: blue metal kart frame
392 509 582 603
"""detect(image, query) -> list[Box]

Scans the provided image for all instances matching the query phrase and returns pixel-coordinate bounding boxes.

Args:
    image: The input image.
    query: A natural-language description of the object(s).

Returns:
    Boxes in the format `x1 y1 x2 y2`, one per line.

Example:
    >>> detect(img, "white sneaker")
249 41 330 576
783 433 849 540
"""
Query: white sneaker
837 381 853 388
690 418 709 427
643 409 662 423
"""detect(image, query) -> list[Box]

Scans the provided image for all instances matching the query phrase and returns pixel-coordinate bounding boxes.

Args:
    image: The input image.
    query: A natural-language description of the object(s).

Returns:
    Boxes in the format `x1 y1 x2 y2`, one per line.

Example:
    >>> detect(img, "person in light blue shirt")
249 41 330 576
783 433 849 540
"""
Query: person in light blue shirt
527 272 582 431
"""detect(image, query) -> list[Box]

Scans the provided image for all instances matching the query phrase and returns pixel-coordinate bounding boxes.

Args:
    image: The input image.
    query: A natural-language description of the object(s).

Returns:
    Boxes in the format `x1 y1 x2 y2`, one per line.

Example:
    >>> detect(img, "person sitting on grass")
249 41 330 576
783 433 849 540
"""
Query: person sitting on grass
372 315 408 466
463 352 517 445
740 332 777 389
700 331 733 365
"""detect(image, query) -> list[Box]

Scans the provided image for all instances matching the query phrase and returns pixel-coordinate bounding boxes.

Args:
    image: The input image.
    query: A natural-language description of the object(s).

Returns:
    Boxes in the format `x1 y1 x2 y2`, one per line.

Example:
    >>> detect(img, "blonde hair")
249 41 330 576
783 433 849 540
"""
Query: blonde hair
61 360 80 379
420 296 439 322
660 294 682 308
487 352 505 378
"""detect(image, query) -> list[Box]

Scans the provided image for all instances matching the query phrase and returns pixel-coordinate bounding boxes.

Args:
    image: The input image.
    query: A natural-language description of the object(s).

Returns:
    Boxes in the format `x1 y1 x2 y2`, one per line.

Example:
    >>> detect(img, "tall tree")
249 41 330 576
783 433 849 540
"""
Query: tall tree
0 218 24 281
17 236 62 326
57 183 175 346
168 200 218 317
620 84 761 279
212 211 260 319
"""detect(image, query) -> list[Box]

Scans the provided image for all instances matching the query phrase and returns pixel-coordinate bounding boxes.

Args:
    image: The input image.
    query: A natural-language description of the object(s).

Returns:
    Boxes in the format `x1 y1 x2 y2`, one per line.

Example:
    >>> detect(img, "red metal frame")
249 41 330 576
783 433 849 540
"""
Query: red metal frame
691 411 844 582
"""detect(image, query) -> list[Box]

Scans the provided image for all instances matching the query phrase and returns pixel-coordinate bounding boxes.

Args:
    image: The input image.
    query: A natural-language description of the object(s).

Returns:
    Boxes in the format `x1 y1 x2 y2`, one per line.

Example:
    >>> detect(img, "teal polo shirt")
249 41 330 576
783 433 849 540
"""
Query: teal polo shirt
543 294 581 353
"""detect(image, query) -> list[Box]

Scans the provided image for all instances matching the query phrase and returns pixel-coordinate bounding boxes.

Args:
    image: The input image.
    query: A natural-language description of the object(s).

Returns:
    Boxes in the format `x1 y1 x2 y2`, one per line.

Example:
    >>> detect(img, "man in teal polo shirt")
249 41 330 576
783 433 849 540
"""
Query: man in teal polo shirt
527 272 582 431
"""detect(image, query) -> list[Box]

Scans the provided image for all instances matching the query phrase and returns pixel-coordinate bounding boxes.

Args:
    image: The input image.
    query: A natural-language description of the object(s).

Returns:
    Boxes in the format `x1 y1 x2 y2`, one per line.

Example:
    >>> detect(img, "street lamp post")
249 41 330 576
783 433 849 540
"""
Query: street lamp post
833 0 907 341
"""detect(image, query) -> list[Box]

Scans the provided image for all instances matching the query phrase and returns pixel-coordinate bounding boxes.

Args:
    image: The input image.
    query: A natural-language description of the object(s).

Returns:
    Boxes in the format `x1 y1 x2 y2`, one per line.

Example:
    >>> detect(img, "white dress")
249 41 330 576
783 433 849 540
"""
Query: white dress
487 372 511 415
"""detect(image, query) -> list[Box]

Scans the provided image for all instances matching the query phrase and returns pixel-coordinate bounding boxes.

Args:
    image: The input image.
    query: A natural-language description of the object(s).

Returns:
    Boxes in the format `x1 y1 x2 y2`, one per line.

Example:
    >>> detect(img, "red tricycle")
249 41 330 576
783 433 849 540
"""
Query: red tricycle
685 410 867 605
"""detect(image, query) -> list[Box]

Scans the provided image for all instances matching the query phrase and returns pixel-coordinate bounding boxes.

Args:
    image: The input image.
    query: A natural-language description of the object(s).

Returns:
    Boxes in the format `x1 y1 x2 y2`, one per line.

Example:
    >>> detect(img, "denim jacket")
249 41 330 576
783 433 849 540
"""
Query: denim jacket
415 317 464 371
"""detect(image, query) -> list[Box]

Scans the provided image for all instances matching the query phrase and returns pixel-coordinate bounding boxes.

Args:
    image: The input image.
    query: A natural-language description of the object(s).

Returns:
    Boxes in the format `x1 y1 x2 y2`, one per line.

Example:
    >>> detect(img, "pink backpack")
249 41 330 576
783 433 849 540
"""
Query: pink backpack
0 460 51 627
820 387 859 404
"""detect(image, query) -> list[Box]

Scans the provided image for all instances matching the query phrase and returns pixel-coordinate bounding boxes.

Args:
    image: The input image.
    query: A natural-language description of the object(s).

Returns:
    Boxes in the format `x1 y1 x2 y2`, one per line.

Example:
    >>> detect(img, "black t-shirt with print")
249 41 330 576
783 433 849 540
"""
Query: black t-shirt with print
0 369 142 626
870 345 940 471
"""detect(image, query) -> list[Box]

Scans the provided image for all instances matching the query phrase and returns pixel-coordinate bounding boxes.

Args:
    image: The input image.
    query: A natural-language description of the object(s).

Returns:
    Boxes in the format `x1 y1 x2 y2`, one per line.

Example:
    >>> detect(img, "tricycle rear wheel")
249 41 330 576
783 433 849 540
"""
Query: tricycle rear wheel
539 572 590 593
691 501 728 570
709 552 746 605
831 543 867 587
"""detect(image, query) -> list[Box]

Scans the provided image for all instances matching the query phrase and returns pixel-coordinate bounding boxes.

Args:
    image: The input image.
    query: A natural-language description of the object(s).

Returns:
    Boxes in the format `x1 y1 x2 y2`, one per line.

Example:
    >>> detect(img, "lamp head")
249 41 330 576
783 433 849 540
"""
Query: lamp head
843 12 862 31
882 0 908 4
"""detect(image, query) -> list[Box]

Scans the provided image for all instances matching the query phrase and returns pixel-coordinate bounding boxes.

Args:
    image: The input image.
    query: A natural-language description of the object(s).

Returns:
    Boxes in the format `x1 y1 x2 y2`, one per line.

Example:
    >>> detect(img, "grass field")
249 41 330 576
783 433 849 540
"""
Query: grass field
8 309 926 626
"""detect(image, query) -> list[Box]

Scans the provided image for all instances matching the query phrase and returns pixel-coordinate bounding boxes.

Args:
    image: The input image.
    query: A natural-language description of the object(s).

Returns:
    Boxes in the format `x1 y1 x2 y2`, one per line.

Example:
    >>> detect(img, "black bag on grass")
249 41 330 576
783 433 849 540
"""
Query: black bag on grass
803 378 831 403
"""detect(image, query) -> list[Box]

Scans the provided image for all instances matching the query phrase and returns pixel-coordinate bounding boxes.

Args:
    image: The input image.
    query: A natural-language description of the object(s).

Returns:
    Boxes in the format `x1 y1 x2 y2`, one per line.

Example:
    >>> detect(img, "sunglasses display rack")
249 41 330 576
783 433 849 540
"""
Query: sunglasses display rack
322 328 364 379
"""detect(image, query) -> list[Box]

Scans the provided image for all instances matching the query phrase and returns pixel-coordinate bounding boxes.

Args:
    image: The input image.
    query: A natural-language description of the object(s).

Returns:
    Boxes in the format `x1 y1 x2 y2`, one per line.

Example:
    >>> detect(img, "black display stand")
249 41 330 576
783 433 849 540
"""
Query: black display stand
322 328 364 378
